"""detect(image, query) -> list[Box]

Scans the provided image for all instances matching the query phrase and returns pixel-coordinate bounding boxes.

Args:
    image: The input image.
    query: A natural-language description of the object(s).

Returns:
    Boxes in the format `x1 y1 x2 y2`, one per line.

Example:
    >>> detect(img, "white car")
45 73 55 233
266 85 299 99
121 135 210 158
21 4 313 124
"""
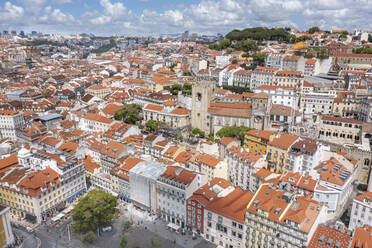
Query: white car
102 226 112 232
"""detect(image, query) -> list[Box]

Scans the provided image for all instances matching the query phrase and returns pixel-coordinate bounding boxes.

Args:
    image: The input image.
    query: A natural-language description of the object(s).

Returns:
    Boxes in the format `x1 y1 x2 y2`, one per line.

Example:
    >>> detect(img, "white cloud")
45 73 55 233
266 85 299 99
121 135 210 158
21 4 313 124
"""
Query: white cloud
100 0 126 19
0 2 24 22
51 0 73 3
2 0 372 35
18 0 46 15
39 7 75 24
90 15 111 25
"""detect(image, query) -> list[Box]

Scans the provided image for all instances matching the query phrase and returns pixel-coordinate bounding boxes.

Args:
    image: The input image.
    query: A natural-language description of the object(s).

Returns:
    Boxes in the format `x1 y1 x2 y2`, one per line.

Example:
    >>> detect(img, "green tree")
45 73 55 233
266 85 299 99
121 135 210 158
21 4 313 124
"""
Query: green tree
226 27 289 41
222 85 252 94
339 33 347 39
114 104 142 124
353 47 372 54
287 34 297 44
83 231 97 243
72 189 117 233
252 53 268 66
220 39 231 49
308 26 320 34
208 43 220 50
182 82 192 95
317 49 329 60
165 84 183 95
146 120 162 132
120 236 128 248
191 128 205 138
216 126 253 143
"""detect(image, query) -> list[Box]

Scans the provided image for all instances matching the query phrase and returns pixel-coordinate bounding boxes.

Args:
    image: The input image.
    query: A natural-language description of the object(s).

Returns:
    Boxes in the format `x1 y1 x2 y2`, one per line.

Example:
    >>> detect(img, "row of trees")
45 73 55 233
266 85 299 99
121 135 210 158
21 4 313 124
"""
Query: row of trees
209 39 259 53
287 35 312 44
216 126 253 144
226 27 290 41
222 85 252 94
24 39 65 47
353 46 372 54
164 82 192 96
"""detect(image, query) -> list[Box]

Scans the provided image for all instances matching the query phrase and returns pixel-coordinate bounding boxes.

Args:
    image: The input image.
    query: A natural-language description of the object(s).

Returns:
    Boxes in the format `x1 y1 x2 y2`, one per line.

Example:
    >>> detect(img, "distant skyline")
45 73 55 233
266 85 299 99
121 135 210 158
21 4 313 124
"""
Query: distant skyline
0 0 371 36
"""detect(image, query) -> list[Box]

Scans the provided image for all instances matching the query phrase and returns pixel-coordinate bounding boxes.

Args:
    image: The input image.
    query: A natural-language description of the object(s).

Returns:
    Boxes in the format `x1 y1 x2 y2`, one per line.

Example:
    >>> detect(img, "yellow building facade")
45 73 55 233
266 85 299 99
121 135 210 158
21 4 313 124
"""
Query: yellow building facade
0 206 14 248
244 129 275 155
266 133 298 173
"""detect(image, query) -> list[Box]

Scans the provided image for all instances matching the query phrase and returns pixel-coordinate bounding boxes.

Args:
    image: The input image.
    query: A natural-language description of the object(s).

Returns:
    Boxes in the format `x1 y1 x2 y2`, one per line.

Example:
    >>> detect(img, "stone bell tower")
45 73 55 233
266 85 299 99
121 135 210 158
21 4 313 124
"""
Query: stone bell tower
191 78 216 134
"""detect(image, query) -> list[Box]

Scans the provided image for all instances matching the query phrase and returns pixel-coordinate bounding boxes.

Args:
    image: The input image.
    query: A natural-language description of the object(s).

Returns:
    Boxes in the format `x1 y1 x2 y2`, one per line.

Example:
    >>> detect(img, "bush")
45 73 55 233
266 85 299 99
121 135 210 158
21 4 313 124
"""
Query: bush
83 231 97 244
150 237 161 247
120 236 128 248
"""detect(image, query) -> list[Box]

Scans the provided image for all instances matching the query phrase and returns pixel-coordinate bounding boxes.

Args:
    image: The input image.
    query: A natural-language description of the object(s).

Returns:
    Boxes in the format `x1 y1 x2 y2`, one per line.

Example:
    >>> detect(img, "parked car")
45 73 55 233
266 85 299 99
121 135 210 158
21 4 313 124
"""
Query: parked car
26 227 34 233
102 225 113 232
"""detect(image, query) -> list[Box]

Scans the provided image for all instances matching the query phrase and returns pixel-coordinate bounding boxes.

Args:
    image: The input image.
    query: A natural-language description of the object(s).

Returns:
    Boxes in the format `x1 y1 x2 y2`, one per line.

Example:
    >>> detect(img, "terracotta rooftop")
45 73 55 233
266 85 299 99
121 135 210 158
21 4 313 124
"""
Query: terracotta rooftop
246 129 275 140
206 187 253 223
268 133 298 150
314 157 352 186
350 225 372 248
160 166 197 186
308 224 351 248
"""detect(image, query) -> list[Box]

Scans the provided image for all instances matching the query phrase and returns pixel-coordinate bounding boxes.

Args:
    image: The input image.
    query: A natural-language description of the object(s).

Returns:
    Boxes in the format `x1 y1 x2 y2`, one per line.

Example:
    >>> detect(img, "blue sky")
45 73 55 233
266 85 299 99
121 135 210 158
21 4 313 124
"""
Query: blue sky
0 0 371 35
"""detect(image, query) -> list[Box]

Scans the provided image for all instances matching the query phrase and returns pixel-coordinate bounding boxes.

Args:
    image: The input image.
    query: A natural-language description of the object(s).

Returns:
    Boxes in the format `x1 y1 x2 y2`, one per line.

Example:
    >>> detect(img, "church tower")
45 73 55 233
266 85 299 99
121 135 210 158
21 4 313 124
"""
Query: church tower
191 79 216 134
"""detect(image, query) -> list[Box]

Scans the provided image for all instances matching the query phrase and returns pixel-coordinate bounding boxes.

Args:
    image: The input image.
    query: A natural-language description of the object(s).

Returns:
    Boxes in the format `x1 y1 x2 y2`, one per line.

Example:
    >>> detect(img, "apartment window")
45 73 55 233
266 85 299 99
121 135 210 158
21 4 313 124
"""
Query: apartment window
207 212 212 220
218 216 223 223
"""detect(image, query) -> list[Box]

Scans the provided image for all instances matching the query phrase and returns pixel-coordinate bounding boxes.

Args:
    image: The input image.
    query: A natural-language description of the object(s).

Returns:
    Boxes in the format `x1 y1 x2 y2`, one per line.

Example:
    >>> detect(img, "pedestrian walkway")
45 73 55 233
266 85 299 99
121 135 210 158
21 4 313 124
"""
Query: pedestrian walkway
10 215 38 229
123 204 213 248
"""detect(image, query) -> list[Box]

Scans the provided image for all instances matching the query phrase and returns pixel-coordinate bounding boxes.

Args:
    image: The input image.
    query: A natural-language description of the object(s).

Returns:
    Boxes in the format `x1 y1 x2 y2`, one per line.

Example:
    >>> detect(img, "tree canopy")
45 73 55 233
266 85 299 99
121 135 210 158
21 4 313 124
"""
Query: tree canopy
226 27 290 41
164 83 193 95
353 47 372 54
72 189 117 233
216 126 253 142
308 26 320 34
83 231 97 243
146 120 162 132
190 128 205 138
114 104 142 124
222 85 252 94
252 53 268 66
